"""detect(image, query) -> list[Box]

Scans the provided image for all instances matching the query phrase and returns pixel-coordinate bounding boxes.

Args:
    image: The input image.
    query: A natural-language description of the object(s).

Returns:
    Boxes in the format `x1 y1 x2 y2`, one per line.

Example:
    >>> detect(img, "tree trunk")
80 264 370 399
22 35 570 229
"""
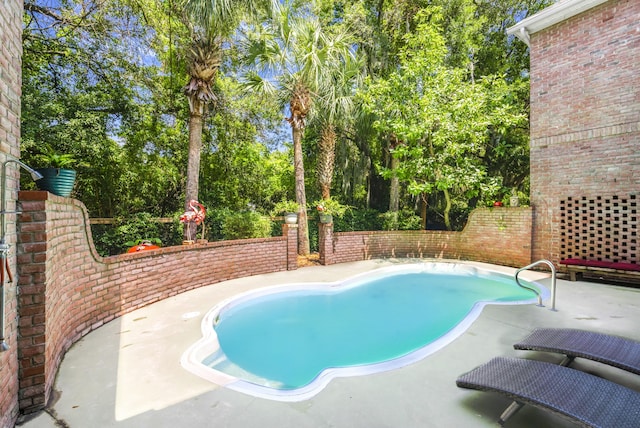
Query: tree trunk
421 193 428 229
184 99 203 241
388 134 400 214
292 124 310 255
389 154 399 213
318 124 336 200
443 188 452 231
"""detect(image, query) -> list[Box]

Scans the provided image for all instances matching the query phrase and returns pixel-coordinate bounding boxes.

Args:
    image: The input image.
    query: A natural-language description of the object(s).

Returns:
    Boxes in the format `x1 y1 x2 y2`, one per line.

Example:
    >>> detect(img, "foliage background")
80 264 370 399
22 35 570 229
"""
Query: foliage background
21 0 549 255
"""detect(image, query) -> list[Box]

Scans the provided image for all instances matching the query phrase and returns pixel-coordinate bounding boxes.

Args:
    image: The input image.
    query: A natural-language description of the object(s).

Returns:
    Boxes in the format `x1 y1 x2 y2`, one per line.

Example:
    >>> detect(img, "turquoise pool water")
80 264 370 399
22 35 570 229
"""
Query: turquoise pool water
182 263 547 401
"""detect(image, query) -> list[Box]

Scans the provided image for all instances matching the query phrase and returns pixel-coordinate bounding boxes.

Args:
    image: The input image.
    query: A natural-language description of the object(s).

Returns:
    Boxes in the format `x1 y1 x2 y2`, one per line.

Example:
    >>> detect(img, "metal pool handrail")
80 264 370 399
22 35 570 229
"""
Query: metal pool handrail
515 260 557 311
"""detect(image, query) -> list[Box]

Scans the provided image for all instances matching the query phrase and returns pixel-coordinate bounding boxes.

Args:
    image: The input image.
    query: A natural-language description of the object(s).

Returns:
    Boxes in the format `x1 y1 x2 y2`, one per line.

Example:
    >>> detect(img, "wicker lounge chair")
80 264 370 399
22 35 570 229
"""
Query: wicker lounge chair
514 328 640 375
456 356 640 427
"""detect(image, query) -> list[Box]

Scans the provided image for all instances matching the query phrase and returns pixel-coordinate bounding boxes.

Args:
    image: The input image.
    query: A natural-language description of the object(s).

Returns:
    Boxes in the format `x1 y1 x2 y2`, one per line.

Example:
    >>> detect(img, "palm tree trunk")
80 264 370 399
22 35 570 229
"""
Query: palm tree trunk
318 124 336 200
389 155 400 212
292 124 310 255
185 98 204 241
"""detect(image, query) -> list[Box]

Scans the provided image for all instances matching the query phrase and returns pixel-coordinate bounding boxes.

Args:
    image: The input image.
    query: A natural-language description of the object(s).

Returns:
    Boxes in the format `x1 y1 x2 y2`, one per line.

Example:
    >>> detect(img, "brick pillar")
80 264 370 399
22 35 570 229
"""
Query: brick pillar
318 222 334 265
283 224 298 270
16 192 48 414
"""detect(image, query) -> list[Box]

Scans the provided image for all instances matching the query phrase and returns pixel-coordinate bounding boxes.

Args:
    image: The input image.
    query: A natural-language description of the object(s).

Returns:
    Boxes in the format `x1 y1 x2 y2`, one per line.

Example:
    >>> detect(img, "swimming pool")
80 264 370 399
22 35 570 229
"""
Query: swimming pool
181 262 548 401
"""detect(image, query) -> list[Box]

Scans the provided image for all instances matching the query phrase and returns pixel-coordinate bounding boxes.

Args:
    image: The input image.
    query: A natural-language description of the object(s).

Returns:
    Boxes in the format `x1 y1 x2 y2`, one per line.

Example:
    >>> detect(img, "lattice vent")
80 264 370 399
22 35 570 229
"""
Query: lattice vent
560 194 638 262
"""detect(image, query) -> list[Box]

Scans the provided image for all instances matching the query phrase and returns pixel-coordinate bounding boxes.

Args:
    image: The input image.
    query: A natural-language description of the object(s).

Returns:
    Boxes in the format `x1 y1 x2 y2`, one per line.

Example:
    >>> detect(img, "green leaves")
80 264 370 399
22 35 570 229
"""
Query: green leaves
21 0 537 237
360 4 524 229
34 148 77 169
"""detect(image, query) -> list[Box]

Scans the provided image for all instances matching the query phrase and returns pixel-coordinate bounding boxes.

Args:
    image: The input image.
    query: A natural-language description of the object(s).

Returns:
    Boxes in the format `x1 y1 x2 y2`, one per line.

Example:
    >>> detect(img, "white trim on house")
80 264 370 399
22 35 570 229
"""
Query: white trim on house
507 0 609 46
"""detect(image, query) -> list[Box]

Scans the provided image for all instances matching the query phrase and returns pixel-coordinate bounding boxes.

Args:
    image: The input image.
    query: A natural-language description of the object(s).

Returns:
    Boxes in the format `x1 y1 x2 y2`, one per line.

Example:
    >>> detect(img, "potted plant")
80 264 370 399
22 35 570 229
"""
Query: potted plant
271 200 300 224
314 198 349 224
34 147 77 197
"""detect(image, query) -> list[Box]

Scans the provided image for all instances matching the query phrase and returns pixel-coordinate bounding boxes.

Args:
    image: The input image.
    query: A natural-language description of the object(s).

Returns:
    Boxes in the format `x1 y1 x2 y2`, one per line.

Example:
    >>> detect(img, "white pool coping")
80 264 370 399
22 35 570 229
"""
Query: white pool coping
181 262 550 402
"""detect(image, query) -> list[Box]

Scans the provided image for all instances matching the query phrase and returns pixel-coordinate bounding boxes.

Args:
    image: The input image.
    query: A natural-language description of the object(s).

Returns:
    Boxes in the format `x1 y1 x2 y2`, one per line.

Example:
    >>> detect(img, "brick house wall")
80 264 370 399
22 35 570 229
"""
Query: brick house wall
16 191 298 414
0 0 24 425
528 0 640 263
319 208 533 268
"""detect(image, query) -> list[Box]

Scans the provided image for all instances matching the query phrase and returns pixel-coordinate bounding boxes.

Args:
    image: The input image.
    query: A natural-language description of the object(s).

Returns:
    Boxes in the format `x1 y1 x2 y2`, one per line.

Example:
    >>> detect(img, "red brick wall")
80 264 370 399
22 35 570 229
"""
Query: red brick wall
16 191 297 414
0 0 24 425
320 208 533 268
14 192 533 417
13 191 535 414
529 0 640 263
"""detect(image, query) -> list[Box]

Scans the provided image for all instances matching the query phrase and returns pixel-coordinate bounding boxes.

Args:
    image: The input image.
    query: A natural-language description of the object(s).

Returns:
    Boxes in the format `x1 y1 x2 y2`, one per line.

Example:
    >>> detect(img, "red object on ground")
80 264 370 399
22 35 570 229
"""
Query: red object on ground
493 201 503 207
127 243 160 253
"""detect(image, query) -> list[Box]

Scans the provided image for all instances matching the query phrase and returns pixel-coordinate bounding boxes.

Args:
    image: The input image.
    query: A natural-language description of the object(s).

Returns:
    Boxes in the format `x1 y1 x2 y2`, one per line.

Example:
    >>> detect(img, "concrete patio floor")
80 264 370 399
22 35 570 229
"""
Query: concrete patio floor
16 259 640 428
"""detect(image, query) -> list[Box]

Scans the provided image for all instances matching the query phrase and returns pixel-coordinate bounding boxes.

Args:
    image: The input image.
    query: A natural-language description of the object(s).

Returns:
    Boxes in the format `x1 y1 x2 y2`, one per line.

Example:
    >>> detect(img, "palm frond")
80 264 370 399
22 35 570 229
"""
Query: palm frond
181 0 273 37
242 70 277 97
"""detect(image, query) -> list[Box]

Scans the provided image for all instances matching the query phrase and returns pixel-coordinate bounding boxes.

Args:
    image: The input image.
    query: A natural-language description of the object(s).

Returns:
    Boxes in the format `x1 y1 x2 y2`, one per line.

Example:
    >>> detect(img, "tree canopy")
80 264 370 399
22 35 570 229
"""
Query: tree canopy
20 0 551 253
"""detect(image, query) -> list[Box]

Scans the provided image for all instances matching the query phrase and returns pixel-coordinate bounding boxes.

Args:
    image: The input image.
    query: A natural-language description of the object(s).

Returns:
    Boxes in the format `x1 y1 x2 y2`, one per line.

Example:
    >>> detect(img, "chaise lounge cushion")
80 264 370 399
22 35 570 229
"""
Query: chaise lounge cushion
560 259 640 271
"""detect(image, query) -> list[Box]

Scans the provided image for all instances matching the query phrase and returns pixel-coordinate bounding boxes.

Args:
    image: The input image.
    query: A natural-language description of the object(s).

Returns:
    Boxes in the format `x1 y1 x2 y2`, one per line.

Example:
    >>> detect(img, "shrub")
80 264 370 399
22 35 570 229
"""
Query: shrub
338 208 385 231
221 211 272 240
200 208 231 241
92 212 181 256
381 209 422 231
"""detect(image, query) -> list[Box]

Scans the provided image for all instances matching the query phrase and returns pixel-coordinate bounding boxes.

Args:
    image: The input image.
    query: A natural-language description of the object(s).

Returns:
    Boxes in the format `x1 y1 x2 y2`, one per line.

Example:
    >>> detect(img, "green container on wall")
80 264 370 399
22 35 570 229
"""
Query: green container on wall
35 168 77 197
319 213 333 224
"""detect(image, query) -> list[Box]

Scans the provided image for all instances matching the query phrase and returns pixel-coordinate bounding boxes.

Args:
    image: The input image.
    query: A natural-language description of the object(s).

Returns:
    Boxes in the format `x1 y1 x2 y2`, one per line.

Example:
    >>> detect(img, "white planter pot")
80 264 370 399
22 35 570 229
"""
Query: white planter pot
284 213 298 224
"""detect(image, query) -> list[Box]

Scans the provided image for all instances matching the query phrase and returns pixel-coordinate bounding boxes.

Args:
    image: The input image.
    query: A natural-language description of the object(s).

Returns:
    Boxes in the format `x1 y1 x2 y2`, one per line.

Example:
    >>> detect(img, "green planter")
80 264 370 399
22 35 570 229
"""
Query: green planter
319 213 333 224
35 168 77 197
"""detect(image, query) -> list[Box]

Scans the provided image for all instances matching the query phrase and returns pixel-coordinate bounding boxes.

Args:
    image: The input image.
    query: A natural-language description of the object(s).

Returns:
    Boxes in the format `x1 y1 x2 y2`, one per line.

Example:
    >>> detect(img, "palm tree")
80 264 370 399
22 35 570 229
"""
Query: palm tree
178 0 272 240
315 53 363 200
241 2 355 254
